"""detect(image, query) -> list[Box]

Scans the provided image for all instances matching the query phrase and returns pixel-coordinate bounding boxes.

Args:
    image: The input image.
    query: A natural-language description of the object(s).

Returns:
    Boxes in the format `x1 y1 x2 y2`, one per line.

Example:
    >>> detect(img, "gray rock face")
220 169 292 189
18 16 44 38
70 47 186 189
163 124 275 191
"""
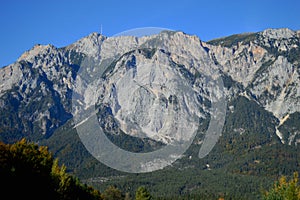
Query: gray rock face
204 41 269 87
72 32 220 149
95 49 206 143
0 28 299 146
261 28 296 40
207 28 300 144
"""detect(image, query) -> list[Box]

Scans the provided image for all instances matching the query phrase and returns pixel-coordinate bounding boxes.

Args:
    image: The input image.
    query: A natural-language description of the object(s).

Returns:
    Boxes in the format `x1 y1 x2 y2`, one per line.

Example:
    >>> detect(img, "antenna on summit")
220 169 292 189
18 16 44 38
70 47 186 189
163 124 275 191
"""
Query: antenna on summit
100 24 103 35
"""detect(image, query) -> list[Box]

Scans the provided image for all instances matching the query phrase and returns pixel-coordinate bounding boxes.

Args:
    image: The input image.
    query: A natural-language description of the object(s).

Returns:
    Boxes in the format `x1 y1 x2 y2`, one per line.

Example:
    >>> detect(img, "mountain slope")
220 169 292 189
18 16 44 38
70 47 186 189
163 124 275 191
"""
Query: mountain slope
0 28 299 199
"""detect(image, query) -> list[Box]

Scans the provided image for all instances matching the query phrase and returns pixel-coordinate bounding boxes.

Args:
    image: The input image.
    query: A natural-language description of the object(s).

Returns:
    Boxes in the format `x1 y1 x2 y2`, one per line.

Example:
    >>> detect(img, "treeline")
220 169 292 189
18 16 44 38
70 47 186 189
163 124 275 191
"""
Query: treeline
0 138 152 200
1 138 299 200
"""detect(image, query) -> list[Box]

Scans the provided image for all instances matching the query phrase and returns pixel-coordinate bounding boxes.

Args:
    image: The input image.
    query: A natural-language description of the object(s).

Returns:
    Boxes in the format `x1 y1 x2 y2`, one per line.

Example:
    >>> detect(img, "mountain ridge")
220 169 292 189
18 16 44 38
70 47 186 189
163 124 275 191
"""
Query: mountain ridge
0 27 299 199
1 27 299 145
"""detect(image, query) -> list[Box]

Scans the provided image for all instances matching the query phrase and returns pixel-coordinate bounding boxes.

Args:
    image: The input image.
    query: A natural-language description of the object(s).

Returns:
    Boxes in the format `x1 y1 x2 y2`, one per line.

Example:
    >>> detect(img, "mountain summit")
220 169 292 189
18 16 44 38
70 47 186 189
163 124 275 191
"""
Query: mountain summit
1 28 299 144
0 27 299 198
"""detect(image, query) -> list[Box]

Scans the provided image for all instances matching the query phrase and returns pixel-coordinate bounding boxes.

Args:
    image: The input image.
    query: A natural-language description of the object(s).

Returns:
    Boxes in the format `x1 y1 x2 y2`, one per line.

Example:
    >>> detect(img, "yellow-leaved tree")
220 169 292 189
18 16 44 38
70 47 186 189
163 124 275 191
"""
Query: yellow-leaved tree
263 172 300 200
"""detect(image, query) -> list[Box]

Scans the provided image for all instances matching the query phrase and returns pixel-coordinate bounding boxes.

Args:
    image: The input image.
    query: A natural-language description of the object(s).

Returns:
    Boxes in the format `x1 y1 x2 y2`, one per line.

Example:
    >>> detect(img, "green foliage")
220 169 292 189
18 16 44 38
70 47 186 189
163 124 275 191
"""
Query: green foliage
38 93 300 200
0 138 102 200
262 172 300 200
83 96 299 200
0 137 154 200
135 186 152 200
101 185 123 200
207 33 257 47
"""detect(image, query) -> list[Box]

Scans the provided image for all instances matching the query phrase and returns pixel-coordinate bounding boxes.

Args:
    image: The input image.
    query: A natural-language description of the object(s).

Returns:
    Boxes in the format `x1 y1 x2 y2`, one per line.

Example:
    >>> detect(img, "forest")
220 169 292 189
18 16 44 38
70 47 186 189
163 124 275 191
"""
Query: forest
1 138 299 199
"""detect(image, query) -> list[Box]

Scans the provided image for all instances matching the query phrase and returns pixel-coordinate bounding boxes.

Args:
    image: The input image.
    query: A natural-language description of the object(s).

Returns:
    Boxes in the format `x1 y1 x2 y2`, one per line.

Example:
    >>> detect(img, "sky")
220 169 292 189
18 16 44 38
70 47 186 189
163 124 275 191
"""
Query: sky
1 0 300 68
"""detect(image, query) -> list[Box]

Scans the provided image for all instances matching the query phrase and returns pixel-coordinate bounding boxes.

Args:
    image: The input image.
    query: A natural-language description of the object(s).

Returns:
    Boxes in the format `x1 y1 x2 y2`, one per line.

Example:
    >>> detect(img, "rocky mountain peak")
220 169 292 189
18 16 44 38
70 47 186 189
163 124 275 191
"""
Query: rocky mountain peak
18 44 57 64
67 32 106 57
0 27 299 147
260 28 296 39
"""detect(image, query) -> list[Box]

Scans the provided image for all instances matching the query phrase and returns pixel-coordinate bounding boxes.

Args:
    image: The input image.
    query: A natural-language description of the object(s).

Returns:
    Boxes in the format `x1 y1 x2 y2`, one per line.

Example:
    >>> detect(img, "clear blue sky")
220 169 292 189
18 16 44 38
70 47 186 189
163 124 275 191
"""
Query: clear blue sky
1 0 299 67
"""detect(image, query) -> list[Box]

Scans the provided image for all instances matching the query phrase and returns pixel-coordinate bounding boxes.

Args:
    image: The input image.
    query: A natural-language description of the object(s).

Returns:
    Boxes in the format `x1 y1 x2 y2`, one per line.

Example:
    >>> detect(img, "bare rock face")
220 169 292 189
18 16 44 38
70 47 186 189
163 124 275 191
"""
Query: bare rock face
94 49 206 144
0 28 299 146
261 28 296 40
72 31 220 148
204 40 269 87
206 28 300 144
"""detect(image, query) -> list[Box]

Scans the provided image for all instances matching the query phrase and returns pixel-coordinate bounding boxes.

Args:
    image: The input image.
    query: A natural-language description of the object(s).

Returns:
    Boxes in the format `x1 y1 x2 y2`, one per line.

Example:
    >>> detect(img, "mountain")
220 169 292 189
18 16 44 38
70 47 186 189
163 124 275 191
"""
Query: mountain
0 28 299 199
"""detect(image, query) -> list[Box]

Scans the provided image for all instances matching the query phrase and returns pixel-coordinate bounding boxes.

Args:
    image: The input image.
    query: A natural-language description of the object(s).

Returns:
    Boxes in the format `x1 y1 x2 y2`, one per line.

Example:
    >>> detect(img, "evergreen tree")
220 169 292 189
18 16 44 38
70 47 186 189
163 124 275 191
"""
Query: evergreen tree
101 185 123 200
135 186 152 200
